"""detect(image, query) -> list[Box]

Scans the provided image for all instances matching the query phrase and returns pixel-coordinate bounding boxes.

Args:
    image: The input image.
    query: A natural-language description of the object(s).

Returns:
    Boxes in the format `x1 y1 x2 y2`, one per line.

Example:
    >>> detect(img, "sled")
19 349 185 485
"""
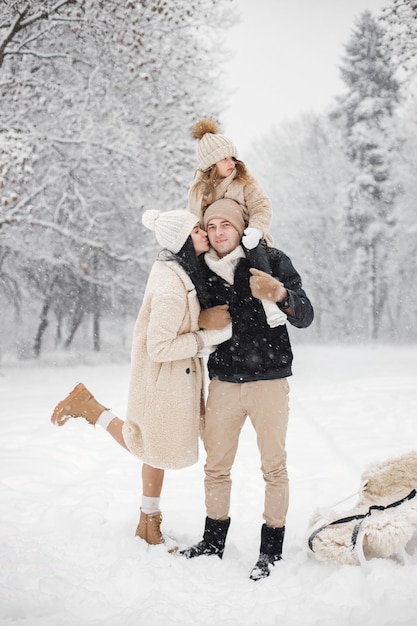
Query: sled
307 451 417 566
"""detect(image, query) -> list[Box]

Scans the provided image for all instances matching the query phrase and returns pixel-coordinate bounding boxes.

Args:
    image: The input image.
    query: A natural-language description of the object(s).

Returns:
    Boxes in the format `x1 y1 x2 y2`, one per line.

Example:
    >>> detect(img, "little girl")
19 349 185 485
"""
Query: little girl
188 117 285 327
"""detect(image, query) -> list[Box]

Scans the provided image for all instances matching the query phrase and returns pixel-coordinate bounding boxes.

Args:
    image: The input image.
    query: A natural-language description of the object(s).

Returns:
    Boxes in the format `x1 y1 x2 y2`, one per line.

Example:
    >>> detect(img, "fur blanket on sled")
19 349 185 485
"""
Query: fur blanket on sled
307 451 417 566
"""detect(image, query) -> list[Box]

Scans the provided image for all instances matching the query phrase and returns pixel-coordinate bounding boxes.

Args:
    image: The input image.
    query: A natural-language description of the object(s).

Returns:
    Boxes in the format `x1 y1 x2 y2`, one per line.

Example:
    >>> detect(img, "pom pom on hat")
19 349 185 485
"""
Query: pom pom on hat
141 209 159 231
191 118 219 139
203 198 246 238
191 118 238 171
142 209 199 254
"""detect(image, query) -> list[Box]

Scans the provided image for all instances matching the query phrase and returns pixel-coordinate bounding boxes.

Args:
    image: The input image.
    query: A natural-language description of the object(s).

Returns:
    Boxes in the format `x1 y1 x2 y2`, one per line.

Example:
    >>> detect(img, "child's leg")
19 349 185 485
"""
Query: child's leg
244 242 287 328
244 241 272 274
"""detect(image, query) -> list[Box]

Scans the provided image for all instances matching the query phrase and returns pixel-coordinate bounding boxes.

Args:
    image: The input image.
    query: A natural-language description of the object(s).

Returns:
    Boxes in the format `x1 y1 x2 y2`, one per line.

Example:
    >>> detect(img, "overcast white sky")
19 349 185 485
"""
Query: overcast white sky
222 0 388 153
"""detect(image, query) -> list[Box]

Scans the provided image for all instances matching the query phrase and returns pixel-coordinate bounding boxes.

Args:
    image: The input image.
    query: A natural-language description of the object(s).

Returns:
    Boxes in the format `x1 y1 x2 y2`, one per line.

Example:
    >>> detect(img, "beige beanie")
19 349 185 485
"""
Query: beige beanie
203 199 246 238
142 209 198 253
192 118 238 171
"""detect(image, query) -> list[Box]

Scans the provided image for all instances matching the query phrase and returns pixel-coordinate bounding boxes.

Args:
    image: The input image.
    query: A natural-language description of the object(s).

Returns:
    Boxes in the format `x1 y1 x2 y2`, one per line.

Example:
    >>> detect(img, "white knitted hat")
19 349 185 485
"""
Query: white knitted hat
142 209 199 253
192 118 238 171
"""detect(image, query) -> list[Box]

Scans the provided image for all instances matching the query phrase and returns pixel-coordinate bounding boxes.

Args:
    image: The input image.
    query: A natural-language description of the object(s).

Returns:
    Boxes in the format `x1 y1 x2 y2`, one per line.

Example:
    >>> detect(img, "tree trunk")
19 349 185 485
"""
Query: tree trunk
92 253 100 352
93 310 100 352
55 311 63 347
33 299 50 357
64 307 84 348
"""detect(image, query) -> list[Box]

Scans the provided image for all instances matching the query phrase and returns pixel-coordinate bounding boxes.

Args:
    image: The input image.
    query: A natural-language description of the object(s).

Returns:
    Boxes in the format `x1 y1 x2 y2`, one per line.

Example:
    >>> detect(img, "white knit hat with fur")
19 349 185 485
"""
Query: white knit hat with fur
142 209 198 253
192 118 238 171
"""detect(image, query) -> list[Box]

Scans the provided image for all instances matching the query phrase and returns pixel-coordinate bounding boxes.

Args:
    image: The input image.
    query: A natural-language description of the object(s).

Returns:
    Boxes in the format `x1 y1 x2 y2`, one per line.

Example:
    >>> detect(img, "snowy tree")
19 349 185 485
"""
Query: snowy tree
250 113 352 342
372 1 417 341
246 8 417 344
334 10 401 340
0 0 236 356
381 0 417 77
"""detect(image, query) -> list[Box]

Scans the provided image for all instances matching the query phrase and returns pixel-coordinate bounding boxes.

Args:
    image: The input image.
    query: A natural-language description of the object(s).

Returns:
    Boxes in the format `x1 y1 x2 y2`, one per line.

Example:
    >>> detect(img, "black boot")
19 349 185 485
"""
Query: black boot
179 516 230 559
250 524 285 581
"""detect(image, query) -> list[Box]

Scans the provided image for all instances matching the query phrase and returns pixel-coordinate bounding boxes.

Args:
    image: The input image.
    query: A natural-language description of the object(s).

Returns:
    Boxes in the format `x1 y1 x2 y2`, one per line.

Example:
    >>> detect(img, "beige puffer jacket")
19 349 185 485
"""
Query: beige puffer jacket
188 169 273 242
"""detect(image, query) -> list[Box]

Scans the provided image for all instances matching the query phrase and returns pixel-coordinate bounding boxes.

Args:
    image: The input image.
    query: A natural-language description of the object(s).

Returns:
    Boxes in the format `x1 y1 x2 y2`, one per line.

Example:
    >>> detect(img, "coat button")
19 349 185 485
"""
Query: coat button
186 368 190 374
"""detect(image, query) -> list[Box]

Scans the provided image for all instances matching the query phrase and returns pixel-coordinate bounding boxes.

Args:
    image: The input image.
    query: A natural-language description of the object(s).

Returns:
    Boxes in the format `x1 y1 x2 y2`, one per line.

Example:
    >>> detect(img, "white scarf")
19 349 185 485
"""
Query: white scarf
204 245 245 285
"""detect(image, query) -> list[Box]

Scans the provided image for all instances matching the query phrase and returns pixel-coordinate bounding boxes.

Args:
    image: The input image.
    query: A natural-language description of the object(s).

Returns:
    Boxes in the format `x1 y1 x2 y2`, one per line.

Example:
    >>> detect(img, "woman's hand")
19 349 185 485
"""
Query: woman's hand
198 304 230 330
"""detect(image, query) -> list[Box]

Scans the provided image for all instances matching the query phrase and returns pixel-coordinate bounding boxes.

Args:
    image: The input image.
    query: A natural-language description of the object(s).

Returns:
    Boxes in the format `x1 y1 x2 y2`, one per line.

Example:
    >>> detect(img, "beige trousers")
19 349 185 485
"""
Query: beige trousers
203 378 290 528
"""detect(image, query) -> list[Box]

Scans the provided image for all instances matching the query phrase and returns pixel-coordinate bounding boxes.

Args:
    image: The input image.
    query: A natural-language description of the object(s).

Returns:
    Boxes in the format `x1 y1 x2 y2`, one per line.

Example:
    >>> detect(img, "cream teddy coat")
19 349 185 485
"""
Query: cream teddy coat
122 257 204 470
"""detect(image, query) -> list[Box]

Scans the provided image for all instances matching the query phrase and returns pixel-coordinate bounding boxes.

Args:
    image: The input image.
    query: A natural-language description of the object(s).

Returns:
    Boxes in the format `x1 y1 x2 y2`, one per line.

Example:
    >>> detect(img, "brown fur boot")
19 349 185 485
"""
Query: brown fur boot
51 383 108 427
135 510 178 552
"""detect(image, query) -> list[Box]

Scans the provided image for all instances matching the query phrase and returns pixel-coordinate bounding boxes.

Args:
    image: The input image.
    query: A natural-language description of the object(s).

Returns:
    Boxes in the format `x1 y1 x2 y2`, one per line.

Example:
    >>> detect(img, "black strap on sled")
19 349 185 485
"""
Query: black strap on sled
308 488 417 553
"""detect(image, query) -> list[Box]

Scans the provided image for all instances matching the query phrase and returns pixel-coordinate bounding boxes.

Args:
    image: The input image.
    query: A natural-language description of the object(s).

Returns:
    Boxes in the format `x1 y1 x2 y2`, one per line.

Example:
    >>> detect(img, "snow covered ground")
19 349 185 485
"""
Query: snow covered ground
1 343 417 626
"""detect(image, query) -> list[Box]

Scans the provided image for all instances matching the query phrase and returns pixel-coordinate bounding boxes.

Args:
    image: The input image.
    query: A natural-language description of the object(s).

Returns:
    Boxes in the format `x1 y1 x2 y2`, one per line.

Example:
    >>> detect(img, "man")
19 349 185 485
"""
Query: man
181 198 314 580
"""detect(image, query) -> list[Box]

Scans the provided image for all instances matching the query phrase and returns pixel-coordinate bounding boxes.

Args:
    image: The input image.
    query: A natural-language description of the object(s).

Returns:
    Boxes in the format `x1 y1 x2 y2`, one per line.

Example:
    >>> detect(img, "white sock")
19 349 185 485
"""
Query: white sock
141 496 160 515
96 410 117 430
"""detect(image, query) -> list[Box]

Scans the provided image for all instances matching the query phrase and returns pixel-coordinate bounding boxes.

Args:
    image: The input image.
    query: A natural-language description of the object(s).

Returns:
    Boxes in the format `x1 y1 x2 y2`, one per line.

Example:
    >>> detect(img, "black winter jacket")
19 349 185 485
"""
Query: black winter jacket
200 247 314 383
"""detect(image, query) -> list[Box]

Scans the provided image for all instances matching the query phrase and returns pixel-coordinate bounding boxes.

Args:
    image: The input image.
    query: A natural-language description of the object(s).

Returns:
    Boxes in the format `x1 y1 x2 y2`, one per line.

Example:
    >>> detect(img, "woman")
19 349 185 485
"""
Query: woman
51 209 232 550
